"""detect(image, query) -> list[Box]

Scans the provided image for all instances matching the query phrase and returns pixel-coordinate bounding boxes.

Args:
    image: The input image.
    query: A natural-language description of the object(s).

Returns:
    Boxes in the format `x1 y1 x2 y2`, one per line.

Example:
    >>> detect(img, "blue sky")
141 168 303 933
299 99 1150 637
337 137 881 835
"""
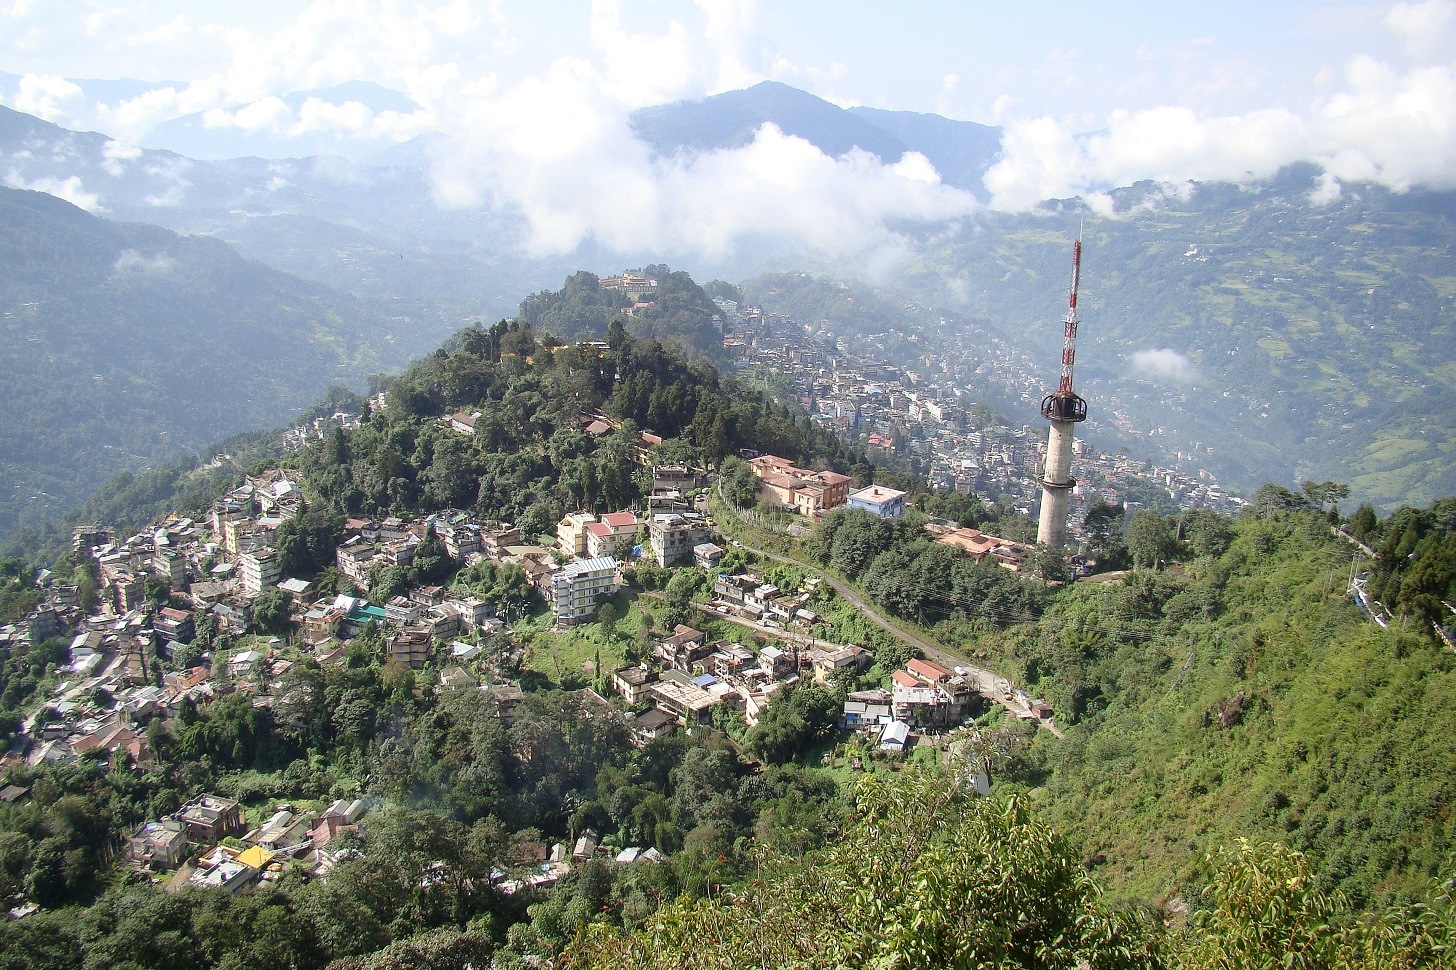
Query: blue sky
1 1 1414 121
2 1 1453 255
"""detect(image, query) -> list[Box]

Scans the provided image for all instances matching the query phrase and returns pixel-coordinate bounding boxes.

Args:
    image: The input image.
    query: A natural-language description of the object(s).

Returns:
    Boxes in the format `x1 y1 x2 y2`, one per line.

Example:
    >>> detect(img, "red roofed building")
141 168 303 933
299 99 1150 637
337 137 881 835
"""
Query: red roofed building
746 455 851 516
907 658 953 684
890 659 980 729
935 528 1030 571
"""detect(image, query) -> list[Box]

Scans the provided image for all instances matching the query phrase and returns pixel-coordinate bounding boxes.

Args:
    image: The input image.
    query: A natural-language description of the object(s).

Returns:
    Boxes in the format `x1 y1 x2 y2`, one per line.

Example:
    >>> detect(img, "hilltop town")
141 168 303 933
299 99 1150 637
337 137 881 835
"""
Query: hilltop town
715 291 1241 526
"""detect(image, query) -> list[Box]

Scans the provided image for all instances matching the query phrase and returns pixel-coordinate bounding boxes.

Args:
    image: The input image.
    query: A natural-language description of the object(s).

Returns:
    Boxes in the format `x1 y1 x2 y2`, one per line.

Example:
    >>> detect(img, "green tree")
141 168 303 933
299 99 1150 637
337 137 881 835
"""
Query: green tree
1126 510 1176 570
251 588 293 636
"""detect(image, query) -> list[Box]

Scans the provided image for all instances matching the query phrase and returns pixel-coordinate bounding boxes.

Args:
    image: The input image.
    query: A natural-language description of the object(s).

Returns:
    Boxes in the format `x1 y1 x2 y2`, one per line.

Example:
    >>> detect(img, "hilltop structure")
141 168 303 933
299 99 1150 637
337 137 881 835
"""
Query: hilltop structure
1036 240 1088 550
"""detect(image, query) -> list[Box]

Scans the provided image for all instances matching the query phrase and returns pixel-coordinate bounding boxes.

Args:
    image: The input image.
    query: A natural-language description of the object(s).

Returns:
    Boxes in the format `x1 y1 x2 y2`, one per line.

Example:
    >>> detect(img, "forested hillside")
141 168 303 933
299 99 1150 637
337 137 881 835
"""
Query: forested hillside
3 283 1456 967
517 267 726 364
0 188 447 537
908 168 1456 508
294 317 859 527
971 499 1456 906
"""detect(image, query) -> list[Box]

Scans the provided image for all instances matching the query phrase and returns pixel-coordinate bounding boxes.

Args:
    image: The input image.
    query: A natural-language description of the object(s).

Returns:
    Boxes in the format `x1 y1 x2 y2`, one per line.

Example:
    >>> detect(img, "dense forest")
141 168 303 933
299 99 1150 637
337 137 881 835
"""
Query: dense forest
288 317 863 531
517 266 726 365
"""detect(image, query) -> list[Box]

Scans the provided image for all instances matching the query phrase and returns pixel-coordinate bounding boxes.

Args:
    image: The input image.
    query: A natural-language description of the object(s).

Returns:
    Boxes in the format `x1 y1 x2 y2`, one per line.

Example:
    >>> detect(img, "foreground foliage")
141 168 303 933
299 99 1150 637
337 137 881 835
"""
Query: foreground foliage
565 770 1456 970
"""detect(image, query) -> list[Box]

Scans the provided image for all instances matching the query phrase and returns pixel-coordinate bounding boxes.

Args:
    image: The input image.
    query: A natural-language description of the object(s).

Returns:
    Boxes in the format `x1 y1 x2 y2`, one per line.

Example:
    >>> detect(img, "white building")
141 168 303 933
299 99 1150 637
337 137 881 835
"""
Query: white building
551 556 618 626
238 548 280 596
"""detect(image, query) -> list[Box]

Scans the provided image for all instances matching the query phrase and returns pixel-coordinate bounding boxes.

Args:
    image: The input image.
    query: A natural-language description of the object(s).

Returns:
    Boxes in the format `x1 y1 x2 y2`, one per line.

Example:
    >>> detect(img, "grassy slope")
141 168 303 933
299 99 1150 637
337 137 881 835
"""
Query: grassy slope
980 513 1456 906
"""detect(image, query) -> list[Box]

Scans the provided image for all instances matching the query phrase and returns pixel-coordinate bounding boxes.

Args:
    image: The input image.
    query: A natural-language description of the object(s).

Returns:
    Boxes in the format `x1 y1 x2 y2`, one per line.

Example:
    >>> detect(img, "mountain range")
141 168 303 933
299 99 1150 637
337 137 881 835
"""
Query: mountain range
0 186 447 535
1 78 1454 530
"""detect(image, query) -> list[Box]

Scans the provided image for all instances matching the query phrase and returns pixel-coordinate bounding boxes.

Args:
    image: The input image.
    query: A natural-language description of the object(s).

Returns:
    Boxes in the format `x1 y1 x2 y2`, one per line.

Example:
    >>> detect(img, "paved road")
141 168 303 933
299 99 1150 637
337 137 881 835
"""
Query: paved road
724 529 1065 739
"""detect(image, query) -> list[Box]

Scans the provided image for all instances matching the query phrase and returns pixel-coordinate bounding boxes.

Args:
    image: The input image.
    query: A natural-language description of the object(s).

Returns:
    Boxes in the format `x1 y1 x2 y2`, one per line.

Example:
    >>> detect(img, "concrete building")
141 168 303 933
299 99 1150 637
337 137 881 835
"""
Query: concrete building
747 455 851 516
386 628 432 668
177 794 243 843
551 556 618 626
557 512 597 558
847 485 907 518
238 548 281 596
646 514 713 568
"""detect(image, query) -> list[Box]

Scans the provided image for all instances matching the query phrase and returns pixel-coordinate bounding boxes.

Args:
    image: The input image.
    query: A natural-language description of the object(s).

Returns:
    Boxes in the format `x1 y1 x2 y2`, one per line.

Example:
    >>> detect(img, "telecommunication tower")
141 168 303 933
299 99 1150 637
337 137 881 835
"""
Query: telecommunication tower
1036 239 1088 550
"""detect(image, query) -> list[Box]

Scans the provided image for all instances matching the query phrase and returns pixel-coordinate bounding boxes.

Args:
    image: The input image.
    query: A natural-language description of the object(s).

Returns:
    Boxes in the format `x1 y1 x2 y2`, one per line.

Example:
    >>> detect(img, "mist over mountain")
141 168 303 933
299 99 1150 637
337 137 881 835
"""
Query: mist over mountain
0 186 448 534
630 81 1003 198
3 78 1455 515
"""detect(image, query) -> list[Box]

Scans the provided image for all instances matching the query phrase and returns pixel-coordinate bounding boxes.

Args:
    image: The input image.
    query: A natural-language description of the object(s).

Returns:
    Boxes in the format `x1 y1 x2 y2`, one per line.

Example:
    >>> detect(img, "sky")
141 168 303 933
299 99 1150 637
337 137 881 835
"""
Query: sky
2 0 1455 254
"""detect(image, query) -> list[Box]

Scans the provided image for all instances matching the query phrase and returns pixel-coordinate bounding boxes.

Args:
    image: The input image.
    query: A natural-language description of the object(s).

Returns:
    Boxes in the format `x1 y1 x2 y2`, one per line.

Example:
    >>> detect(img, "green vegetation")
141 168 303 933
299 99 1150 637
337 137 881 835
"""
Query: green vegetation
911 168 1456 510
566 769 1456 970
7 257 1456 967
0 187 447 538
518 266 726 364
962 503 1456 908
291 317 860 526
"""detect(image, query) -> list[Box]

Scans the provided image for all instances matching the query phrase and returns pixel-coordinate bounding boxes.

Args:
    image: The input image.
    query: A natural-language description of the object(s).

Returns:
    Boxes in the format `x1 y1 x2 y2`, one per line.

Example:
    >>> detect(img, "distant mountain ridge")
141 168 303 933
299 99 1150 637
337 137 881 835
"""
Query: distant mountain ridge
0 103 551 317
629 80 1003 196
0 186 448 535
4 87 1456 510
0 73 421 161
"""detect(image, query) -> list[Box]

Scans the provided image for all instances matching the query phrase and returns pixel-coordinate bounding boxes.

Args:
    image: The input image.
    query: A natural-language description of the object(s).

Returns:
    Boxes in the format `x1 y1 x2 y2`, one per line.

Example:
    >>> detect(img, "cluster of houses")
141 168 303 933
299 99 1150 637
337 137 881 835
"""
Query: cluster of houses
843 658 984 753
716 296 1242 536
609 578 994 759
495 827 666 896
609 614 874 747
127 791 373 891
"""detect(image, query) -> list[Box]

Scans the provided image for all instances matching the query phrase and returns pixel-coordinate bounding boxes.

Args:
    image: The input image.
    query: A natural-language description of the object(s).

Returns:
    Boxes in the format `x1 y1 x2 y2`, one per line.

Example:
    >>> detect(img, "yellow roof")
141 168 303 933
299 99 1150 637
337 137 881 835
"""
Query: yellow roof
235 845 273 869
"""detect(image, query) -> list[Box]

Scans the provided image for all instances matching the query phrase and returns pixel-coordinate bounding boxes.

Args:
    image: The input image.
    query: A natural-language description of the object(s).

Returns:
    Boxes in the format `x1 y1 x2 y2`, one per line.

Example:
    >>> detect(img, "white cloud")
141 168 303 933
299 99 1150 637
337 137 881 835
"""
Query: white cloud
112 249 177 273
984 51 1456 210
12 73 81 122
431 50 978 263
102 140 142 161
3 172 99 211
1130 348 1199 384
100 139 142 177
1386 0 1456 59
1309 171 1343 205
203 97 293 133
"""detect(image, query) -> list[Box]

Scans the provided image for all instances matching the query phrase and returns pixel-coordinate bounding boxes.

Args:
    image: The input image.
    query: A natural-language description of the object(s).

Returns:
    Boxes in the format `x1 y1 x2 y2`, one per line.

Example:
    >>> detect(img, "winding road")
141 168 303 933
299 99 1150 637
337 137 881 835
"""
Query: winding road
719 518 1065 739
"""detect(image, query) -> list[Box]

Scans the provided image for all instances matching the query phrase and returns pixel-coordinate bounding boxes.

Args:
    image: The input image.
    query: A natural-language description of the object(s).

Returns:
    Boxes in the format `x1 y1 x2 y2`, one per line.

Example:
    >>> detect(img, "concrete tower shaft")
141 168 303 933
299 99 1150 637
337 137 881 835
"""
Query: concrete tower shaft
1036 239 1088 551
1038 420 1076 550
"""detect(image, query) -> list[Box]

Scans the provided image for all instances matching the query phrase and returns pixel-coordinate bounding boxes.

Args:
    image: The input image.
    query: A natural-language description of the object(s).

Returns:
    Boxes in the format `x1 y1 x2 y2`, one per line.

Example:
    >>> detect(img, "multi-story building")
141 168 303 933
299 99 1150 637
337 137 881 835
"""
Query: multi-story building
481 523 522 557
238 548 280 596
647 676 720 726
177 794 243 843
890 658 980 728
386 628 433 668
128 818 190 869
557 512 597 558
335 538 379 583
550 556 618 626
747 455 850 516
153 607 195 644
847 485 907 518
611 664 655 705
646 514 713 568
438 523 481 559
153 549 186 588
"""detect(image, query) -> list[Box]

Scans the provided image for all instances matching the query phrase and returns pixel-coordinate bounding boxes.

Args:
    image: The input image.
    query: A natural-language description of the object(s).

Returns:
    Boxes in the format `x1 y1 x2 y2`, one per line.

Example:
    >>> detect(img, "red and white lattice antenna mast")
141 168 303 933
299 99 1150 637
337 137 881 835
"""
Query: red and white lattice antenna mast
1058 238 1082 395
